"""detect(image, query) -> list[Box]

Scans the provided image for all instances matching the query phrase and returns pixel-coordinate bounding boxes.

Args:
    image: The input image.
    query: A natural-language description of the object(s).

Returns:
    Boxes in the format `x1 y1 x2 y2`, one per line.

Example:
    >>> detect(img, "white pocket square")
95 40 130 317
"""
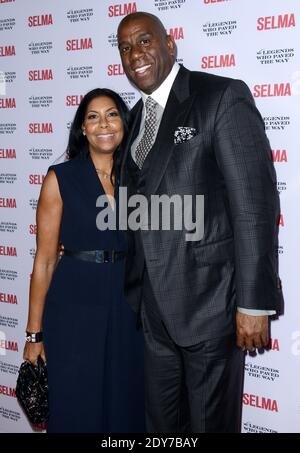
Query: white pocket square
174 126 197 144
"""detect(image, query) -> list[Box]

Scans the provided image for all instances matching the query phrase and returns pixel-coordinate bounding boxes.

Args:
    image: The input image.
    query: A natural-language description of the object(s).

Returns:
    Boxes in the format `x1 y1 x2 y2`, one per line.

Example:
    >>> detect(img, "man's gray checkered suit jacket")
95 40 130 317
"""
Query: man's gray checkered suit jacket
120 65 283 347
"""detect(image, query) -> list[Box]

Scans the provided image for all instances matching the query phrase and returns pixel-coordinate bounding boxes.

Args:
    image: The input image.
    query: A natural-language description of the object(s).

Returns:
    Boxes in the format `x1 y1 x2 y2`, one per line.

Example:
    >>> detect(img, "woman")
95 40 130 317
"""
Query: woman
23 88 145 433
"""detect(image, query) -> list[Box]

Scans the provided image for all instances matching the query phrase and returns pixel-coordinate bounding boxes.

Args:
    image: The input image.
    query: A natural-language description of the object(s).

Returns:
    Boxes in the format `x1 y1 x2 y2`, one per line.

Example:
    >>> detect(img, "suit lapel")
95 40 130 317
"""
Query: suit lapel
120 100 143 186
121 66 196 196
143 66 195 198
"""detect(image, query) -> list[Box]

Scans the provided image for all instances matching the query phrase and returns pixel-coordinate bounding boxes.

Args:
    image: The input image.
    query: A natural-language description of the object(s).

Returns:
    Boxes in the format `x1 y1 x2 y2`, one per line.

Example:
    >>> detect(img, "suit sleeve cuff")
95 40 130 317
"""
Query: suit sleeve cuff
237 307 276 316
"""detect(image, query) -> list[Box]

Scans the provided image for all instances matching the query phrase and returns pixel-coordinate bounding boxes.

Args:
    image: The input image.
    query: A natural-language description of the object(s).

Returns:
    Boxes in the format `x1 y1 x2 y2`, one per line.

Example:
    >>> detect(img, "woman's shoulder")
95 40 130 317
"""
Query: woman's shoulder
48 154 83 174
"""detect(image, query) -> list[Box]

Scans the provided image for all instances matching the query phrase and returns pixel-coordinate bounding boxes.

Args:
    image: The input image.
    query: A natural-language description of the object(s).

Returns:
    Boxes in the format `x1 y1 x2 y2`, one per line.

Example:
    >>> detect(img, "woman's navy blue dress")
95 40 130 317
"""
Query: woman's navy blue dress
42 154 145 433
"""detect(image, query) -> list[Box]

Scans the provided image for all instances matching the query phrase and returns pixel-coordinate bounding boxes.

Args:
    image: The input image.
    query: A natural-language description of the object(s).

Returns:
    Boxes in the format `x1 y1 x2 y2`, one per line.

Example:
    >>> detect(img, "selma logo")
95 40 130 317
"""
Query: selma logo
0 98 16 109
28 69 53 81
66 95 84 106
108 64 125 76
28 14 53 27
278 214 284 227
272 149 287 163
29 224 37 235
243 394 278 412
0 0 15 3
0 292 18 304
29 123 53 134
0 45 15 57
0 385 16 397
29 174 45 185
253 83 291 97
66 38 93 51
0 148 16 159
201 53 235 69
267 338 279 351
257 13 295 31
168 27 184 40
0 197 16 208
0 245 17 256
0 340 18 352
108 2 137 17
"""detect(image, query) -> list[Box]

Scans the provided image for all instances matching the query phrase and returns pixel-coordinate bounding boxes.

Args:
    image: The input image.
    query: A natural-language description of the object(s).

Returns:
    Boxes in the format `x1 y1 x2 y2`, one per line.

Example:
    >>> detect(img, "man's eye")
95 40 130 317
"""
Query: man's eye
120 46 130 53
140 39 150 45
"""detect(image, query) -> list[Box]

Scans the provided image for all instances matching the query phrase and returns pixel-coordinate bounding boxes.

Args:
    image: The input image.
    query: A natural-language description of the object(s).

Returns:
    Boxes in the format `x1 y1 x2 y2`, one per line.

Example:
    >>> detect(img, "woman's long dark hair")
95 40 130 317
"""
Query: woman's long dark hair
67 88 130 184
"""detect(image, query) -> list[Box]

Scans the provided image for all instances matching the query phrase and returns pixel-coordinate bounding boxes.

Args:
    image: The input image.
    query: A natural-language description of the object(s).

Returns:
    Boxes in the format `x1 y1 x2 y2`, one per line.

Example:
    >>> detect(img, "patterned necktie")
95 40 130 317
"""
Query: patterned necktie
135 96 158 169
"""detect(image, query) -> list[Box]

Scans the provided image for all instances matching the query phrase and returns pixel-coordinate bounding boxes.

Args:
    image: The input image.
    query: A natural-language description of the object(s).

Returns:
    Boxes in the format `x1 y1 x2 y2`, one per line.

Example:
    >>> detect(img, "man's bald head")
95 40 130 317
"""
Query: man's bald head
117 12 167 38
117 12 177 94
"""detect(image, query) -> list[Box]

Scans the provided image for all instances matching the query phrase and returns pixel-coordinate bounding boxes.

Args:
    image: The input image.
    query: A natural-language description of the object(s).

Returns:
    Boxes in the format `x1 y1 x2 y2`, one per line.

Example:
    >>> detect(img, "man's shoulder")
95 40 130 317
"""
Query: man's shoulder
48 154 83 175
189 68 236 92
130 97 142 115
186 67 250 98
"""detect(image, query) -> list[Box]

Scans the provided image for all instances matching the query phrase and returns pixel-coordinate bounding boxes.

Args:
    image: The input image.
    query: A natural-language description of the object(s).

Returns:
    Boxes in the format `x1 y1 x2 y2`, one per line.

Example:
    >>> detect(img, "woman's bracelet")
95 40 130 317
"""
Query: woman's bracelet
25 331 43 343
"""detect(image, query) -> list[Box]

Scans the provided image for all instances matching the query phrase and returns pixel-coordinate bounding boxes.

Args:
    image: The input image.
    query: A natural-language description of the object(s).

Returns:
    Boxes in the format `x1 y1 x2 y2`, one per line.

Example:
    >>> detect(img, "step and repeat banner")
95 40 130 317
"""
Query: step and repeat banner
0 0 299 433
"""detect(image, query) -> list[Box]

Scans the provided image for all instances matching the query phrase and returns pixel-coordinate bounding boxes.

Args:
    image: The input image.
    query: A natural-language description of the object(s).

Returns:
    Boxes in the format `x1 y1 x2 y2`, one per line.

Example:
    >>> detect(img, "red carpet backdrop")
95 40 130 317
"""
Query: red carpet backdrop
0 0 299 433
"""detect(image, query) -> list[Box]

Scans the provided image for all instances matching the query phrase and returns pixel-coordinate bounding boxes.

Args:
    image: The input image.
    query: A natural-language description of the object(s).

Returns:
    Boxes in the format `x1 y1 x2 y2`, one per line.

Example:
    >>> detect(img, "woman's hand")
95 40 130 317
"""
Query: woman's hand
23 342 46 366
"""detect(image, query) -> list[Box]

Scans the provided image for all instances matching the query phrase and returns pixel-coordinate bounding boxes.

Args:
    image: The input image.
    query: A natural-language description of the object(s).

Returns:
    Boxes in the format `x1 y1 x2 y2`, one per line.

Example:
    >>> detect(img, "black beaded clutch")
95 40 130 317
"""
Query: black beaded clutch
16 355 49 424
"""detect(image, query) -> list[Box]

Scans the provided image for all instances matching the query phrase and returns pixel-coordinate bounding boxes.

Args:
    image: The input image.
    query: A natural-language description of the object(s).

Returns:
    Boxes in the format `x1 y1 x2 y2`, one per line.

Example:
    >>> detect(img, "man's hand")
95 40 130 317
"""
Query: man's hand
236 312 269 352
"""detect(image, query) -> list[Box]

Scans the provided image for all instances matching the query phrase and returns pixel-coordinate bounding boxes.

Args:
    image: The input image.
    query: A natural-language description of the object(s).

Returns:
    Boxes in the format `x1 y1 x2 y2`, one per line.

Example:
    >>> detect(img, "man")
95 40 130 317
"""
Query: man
117 12 282 432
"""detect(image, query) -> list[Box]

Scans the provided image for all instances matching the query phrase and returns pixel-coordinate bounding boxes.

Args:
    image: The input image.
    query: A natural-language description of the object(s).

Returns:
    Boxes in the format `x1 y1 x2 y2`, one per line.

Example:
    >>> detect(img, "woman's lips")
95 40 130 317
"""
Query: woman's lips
96 133 114 139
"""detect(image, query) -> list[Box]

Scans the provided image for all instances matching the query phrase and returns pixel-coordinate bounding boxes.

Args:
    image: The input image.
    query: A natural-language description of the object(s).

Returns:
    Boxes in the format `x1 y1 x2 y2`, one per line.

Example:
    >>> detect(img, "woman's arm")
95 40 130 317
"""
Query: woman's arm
23 170 63 364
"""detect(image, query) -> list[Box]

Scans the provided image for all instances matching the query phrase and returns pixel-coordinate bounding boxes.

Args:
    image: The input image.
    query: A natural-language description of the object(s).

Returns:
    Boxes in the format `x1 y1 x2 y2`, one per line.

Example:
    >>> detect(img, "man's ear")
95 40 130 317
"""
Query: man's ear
166 35 177 58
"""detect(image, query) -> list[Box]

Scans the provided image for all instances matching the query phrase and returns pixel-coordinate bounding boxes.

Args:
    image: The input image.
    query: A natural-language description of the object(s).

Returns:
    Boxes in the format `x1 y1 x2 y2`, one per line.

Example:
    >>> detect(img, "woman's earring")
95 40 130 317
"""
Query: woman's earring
82 129 86 136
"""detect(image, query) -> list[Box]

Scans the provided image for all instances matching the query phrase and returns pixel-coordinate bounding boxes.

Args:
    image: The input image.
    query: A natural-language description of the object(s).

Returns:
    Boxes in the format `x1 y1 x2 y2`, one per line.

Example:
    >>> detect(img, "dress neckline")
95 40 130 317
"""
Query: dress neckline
87 154 116 210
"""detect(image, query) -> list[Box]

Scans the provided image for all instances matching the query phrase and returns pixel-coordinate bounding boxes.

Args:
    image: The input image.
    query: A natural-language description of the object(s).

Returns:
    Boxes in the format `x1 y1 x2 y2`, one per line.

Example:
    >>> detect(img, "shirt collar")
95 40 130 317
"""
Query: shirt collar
140 62 180 109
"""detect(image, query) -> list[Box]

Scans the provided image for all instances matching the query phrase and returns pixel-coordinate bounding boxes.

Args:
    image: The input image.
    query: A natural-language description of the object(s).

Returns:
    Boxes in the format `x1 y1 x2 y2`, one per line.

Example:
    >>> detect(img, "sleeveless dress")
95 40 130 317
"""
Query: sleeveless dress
42 154 145 433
